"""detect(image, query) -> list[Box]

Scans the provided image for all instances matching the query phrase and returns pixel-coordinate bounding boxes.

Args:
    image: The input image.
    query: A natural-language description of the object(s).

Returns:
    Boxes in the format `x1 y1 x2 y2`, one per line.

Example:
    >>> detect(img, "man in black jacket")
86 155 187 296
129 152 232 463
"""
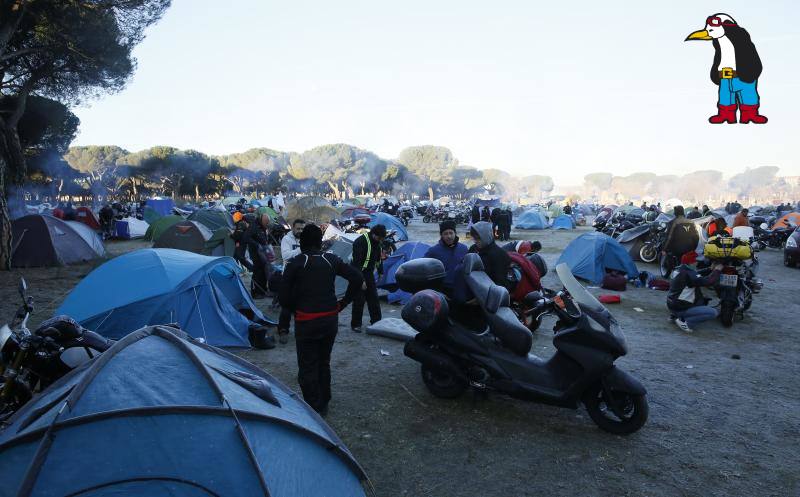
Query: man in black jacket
246 214 275 299
350 224 386 331
667 251 722 332
468 221 511 289
279 224 363 415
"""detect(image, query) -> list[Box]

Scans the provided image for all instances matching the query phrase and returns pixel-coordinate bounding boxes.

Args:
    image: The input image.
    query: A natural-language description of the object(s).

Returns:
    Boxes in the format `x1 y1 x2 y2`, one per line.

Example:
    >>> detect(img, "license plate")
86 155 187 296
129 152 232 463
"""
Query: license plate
720 274 738 287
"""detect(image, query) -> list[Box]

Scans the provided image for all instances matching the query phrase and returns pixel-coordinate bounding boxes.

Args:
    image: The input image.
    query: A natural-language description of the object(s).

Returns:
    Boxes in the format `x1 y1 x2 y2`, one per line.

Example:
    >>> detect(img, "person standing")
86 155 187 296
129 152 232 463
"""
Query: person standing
247 214 275 299
350 224 386 332
279 224 363 415
733 208 749 227
232 212 253 271
277 219 306 343
424 221 468 297
468 221 512 289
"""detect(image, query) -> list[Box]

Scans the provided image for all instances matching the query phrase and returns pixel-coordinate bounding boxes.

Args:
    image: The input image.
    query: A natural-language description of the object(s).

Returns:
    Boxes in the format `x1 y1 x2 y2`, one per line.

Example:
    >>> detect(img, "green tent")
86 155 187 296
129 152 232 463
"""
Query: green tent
222 196 250 206
143 206 162 225
187 208 234 231
153 220 234 257
207 227 235 257
256 206 279 219
144 215 184 241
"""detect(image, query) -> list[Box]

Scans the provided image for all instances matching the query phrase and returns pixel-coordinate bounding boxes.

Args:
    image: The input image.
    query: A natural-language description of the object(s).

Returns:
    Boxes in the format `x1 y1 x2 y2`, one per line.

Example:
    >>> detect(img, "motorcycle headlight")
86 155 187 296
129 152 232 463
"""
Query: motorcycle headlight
787 237 798 248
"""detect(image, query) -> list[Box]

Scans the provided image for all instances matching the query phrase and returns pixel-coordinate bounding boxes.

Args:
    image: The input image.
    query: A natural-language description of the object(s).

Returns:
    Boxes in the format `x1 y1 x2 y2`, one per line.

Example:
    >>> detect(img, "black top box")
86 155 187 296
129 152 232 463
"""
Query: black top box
395 258 446 293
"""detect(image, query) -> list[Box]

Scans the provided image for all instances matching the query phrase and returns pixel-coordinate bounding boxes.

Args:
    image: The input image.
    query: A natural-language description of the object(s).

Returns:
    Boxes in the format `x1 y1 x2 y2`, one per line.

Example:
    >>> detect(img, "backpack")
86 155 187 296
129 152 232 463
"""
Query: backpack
601 271 627 291
507 252 542 301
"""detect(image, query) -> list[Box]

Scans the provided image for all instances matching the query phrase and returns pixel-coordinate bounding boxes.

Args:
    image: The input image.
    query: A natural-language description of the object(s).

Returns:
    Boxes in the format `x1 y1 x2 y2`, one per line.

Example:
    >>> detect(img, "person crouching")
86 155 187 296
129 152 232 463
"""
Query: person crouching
667 251 723 333
278 224 363 415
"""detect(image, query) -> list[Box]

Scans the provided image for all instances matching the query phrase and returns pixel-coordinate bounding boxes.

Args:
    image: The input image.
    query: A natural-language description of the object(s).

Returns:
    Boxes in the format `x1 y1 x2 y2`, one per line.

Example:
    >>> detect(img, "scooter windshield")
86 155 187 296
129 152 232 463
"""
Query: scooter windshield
555 263 605 314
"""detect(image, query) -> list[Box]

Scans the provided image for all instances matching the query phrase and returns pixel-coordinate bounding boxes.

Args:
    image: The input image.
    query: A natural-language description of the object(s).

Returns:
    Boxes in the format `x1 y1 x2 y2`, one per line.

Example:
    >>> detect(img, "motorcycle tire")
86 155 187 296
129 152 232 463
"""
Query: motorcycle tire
720 301 735 327
421 364 467 399
582 382 648 435
639 244 658 263
423 216 431 223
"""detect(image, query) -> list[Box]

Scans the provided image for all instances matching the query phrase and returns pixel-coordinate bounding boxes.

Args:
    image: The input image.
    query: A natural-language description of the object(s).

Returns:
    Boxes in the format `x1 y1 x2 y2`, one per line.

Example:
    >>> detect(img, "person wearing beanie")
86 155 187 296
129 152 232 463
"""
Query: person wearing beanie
279 224 363 415
350 224 386 332
666 251 723 332
424 220 468 296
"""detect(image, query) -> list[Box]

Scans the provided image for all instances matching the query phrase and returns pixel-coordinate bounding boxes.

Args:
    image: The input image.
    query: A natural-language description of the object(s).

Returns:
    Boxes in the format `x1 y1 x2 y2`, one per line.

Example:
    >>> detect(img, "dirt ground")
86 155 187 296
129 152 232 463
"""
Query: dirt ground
1 219 798 497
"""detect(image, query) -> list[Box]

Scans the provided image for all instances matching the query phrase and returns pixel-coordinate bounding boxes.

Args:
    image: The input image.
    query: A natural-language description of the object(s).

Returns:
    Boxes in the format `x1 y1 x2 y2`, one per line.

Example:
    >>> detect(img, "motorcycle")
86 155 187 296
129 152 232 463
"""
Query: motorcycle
1 279 113 423
702 237 760 327
754 222 795 249
397 206 414 226
396 255 648 435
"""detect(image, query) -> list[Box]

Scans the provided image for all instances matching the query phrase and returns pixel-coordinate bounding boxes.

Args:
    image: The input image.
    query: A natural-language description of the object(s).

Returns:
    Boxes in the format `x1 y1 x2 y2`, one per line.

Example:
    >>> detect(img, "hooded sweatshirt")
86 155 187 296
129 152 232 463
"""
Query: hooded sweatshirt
469 221 511 288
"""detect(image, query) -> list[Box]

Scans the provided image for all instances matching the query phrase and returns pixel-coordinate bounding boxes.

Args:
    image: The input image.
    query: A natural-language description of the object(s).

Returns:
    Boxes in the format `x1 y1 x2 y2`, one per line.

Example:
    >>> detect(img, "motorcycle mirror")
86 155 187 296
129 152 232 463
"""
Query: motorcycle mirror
18 278 27 298
760 223 768 230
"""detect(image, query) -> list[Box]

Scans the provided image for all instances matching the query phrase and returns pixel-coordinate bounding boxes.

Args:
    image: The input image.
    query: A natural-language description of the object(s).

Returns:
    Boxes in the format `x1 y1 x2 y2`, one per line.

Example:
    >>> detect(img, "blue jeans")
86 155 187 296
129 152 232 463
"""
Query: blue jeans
718 77 759 106
675 306 719 328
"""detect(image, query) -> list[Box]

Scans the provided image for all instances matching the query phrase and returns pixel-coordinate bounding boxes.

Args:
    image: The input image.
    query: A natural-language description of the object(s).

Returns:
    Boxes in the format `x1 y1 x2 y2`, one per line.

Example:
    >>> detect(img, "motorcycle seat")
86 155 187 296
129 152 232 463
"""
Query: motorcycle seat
461 254 532 356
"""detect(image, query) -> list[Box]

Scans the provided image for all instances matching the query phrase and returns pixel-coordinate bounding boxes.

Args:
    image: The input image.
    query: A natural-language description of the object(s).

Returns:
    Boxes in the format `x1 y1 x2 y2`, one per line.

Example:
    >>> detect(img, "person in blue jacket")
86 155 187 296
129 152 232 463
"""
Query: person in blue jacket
424 220 468 296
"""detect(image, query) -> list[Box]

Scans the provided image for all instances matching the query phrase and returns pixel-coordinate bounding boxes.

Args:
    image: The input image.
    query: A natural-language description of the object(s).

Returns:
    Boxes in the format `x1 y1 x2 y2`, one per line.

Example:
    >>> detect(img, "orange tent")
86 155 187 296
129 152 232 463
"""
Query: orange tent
772 212 800 230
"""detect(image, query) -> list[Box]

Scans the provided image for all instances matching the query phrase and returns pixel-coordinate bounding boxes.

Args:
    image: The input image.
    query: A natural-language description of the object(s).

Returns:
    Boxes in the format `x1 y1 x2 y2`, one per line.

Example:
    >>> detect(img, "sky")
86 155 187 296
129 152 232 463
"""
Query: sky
71 0 800 185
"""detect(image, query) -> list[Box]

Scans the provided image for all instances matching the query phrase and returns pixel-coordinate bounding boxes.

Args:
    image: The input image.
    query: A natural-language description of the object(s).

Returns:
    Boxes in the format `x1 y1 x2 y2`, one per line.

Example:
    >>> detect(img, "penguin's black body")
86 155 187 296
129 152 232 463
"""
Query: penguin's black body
710 26 762 85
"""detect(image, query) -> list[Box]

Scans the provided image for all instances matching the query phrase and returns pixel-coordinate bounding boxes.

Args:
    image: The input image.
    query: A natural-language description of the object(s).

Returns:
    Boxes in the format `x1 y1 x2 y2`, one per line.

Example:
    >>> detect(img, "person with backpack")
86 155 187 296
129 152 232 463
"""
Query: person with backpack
279 224 363 415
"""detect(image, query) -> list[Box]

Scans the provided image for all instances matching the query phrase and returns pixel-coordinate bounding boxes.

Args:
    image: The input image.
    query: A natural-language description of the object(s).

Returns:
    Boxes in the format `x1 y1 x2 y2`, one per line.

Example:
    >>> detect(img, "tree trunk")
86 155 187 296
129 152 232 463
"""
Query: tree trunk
0 120 26 270
428 185 434 201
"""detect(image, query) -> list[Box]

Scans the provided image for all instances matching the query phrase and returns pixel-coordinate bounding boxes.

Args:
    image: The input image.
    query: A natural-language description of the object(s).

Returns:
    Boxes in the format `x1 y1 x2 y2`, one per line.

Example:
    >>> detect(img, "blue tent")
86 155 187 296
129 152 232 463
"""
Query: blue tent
368 212 408 241
556 232 639 284
0 326 370 497
552 214 575 230
146 198 175 216
515 209 549 230
377 241 431 304
56 249 273 347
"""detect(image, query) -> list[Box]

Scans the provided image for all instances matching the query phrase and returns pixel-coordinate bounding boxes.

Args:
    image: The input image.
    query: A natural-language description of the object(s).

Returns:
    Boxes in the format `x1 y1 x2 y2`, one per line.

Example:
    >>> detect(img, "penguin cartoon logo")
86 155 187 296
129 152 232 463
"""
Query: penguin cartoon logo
685 14 767 124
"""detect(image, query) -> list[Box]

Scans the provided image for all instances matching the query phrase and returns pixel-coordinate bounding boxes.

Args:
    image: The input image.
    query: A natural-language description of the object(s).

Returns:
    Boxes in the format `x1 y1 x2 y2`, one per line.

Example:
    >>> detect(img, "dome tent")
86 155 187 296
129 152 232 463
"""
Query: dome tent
188 208 235 231
556 232 639 284
515 209 549 230
144 214 184 241
64 220 106 257
0 326 371 497
11 214 100 268
153 220 235 257
56 249 273 347
551 214 575 230
377 241 431 303
368 212 408 241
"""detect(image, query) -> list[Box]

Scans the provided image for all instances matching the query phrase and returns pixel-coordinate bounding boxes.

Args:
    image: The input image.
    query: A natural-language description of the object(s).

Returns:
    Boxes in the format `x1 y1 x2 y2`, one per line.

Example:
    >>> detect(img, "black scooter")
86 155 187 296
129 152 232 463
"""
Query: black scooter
397 255 648 435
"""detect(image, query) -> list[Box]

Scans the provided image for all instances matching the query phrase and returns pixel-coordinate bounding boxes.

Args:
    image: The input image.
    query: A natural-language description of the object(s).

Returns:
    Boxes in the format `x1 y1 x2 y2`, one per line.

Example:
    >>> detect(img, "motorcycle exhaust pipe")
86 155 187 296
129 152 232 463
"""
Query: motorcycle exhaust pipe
404 341 466 379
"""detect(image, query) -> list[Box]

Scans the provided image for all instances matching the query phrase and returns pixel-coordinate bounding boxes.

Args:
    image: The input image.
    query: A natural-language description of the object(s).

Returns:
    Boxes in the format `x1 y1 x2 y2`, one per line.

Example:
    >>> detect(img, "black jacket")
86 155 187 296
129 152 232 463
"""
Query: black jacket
664 216 699 257
468 243 512 289
667 266 720 312
351 233 382 273
279 250 363 315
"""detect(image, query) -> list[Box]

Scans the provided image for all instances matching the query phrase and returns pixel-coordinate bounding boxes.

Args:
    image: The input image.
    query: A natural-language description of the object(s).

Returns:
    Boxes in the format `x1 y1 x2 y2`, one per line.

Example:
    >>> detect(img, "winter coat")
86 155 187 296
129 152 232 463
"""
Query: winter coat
424 238 468 289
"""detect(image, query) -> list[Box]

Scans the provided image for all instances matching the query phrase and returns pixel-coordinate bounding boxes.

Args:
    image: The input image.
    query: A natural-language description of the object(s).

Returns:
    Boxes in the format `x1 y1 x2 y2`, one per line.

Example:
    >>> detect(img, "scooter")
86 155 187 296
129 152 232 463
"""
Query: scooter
396 255 648 435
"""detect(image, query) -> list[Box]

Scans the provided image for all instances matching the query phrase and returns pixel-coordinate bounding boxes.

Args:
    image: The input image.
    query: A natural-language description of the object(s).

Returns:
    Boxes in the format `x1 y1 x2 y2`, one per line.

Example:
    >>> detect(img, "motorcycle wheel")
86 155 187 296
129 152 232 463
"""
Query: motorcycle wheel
639 244 658 263
720 301 735 327
423 216 431 223
583 382 648 435
421 364 467 399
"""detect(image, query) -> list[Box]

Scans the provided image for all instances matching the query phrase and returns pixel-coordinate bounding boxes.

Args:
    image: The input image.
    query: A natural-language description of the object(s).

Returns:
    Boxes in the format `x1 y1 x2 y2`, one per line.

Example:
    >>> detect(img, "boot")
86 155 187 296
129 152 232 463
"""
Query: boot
738 104 768 124
248 324 276 349
708 104 737 124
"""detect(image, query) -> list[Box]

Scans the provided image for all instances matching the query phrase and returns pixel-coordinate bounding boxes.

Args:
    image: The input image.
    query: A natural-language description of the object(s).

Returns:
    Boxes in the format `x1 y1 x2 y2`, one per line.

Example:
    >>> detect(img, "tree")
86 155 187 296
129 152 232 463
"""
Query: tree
583 173 613 198
0 0 170 268
397 145 458 200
